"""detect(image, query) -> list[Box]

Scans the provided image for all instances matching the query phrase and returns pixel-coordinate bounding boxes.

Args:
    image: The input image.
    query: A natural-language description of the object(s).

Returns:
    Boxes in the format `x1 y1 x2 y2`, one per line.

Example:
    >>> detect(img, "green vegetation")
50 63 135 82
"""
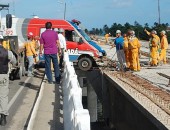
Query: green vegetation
86 22 170 42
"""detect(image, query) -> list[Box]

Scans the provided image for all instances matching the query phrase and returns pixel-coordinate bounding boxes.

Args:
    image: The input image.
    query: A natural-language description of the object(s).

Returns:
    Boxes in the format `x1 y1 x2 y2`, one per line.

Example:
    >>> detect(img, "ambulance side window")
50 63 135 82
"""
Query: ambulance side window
72 31 80 42
65 30 73 41
65 30 80 43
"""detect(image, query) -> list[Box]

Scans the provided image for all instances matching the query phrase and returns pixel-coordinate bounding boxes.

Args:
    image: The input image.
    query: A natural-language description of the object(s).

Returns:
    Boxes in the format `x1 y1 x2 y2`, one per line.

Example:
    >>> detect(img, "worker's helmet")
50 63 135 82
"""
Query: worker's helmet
34 36 40 40
58 28 64 33
132 31 135 35
160 30 166 35
116 30 121 34
0 35 4 40
151 30 157 34
54 28 59 32
27 32 34 38
130 30 135 36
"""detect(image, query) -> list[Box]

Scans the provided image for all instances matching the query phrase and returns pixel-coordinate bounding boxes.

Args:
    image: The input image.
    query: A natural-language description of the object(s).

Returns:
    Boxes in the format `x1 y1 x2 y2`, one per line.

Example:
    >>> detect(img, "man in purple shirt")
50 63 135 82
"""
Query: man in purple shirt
39 22 61 84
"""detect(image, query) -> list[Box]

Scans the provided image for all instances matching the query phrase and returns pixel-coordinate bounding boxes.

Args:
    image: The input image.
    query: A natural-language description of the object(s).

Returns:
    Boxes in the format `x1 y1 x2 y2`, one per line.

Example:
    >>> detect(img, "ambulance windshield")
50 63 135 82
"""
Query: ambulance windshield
78 29 91 42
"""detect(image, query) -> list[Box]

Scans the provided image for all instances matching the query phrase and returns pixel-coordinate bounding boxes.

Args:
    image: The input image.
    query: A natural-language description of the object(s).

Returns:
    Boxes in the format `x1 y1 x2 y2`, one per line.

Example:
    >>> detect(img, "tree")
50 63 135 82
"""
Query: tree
95 28 100 35
99 28 103 35
124 22 131 30
144 23 149 28
103 24 109 34
90 21 170 41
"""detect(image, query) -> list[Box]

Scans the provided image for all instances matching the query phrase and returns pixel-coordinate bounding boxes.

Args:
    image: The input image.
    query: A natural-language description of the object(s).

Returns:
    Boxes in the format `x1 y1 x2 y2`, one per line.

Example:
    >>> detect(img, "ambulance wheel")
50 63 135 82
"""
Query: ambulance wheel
78 57 92 71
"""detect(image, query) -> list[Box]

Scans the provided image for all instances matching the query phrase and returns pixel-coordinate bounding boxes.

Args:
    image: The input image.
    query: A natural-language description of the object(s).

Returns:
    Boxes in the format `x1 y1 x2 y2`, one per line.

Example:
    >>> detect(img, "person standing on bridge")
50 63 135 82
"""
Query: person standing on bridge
144 29 160 66
123 33 130 69
128 30 141 71
105 33 110 44
58 28 67 68
0 35 16 126
159 30 169 65
39 22 61 84
23 32 37 77
112 30 126 71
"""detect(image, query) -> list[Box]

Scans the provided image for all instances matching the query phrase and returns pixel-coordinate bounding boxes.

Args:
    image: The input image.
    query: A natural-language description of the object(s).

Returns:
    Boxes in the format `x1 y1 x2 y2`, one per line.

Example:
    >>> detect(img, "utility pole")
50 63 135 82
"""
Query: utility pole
57 1 67 20
158 0 161 24
64 2 66 20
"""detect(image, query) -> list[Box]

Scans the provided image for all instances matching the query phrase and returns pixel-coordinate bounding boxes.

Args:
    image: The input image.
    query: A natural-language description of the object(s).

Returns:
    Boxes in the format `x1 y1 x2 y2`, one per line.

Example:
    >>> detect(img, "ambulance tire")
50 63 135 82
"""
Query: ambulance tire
78 57 92 71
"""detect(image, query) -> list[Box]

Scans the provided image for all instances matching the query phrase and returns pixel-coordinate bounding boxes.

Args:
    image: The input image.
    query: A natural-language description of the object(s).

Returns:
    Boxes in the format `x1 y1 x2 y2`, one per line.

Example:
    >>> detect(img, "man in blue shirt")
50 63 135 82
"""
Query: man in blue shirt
113 30 126 70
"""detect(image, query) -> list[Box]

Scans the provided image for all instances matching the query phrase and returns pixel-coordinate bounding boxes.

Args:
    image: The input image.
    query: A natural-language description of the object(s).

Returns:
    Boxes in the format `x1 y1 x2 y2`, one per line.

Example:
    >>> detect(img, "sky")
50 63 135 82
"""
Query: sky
0 0 170 29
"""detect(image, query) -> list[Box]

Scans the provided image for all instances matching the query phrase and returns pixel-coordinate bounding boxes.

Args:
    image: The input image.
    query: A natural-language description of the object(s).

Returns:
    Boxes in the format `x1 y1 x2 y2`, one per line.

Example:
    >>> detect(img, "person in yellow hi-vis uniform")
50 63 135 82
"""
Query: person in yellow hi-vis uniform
128 30 141 71
23 32 37 77
144 29 160 66
123 33 130 68
2 39 10 50
159 30 169 64
33 36 40 63
105 33 110 44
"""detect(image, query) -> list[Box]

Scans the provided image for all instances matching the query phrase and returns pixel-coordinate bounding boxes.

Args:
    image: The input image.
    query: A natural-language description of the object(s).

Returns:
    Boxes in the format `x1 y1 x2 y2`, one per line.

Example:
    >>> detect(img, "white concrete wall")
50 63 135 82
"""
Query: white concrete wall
62 52 90 130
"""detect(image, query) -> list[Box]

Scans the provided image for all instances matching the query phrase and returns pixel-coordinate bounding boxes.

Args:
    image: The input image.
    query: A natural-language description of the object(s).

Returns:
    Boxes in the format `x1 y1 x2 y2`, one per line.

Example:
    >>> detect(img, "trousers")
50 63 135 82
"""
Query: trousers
27 56 34 75
0 74 9 115
160 49 167 64
150 47 158 65
44 54 60 82
117 50 126 70
129 49 140 71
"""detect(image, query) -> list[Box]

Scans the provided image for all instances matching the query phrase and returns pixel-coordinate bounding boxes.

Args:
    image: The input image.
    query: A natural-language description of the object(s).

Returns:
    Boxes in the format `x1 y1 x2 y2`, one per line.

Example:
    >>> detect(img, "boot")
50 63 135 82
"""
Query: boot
1 114 7 126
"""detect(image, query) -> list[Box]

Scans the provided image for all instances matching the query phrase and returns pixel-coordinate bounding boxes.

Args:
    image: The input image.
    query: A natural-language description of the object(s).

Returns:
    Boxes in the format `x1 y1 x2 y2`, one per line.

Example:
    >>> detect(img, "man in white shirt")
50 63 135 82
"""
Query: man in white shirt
58 28 67 68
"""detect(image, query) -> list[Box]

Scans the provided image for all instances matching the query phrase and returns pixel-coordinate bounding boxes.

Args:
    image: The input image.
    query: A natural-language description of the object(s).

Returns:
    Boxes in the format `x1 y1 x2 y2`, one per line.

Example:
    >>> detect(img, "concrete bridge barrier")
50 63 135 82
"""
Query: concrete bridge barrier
62 52 90 130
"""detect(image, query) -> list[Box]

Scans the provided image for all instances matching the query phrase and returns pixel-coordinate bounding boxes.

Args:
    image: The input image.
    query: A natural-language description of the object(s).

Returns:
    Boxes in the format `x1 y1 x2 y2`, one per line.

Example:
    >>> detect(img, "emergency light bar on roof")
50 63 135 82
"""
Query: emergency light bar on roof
72 19 81 25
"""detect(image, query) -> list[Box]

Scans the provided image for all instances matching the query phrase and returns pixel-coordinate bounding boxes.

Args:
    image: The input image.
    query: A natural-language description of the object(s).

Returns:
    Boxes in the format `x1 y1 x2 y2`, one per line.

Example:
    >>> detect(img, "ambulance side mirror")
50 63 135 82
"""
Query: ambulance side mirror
6 14 12 28
78 37 83 44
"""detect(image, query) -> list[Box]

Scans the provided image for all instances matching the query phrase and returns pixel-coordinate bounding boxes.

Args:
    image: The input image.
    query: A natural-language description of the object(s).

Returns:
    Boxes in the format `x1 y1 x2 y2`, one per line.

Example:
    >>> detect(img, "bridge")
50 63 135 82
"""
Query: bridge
1 42 170 130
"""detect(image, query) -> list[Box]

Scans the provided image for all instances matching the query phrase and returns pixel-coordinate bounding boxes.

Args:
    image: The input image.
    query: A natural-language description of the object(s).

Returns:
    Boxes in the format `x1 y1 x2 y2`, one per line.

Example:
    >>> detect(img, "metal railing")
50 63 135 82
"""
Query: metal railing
62 52 90 130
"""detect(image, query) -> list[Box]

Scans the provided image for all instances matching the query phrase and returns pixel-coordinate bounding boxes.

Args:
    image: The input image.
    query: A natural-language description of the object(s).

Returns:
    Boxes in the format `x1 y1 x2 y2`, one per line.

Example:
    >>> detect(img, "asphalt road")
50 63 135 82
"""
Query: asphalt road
0 69 44 130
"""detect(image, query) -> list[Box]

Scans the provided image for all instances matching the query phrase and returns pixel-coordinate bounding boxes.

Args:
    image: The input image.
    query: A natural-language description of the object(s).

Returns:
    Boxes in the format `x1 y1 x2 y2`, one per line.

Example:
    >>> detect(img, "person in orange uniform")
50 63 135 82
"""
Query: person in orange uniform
23 32 37 77
144 29 160 66
123 33 130 68
105 33 110 44
128 30 141 71
159 30 169 64
33 36 40 63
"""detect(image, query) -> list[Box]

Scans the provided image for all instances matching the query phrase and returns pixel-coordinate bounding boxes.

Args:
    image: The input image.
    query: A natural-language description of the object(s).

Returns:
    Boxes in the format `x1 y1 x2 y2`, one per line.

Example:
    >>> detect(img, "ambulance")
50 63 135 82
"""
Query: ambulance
0 15 105 71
